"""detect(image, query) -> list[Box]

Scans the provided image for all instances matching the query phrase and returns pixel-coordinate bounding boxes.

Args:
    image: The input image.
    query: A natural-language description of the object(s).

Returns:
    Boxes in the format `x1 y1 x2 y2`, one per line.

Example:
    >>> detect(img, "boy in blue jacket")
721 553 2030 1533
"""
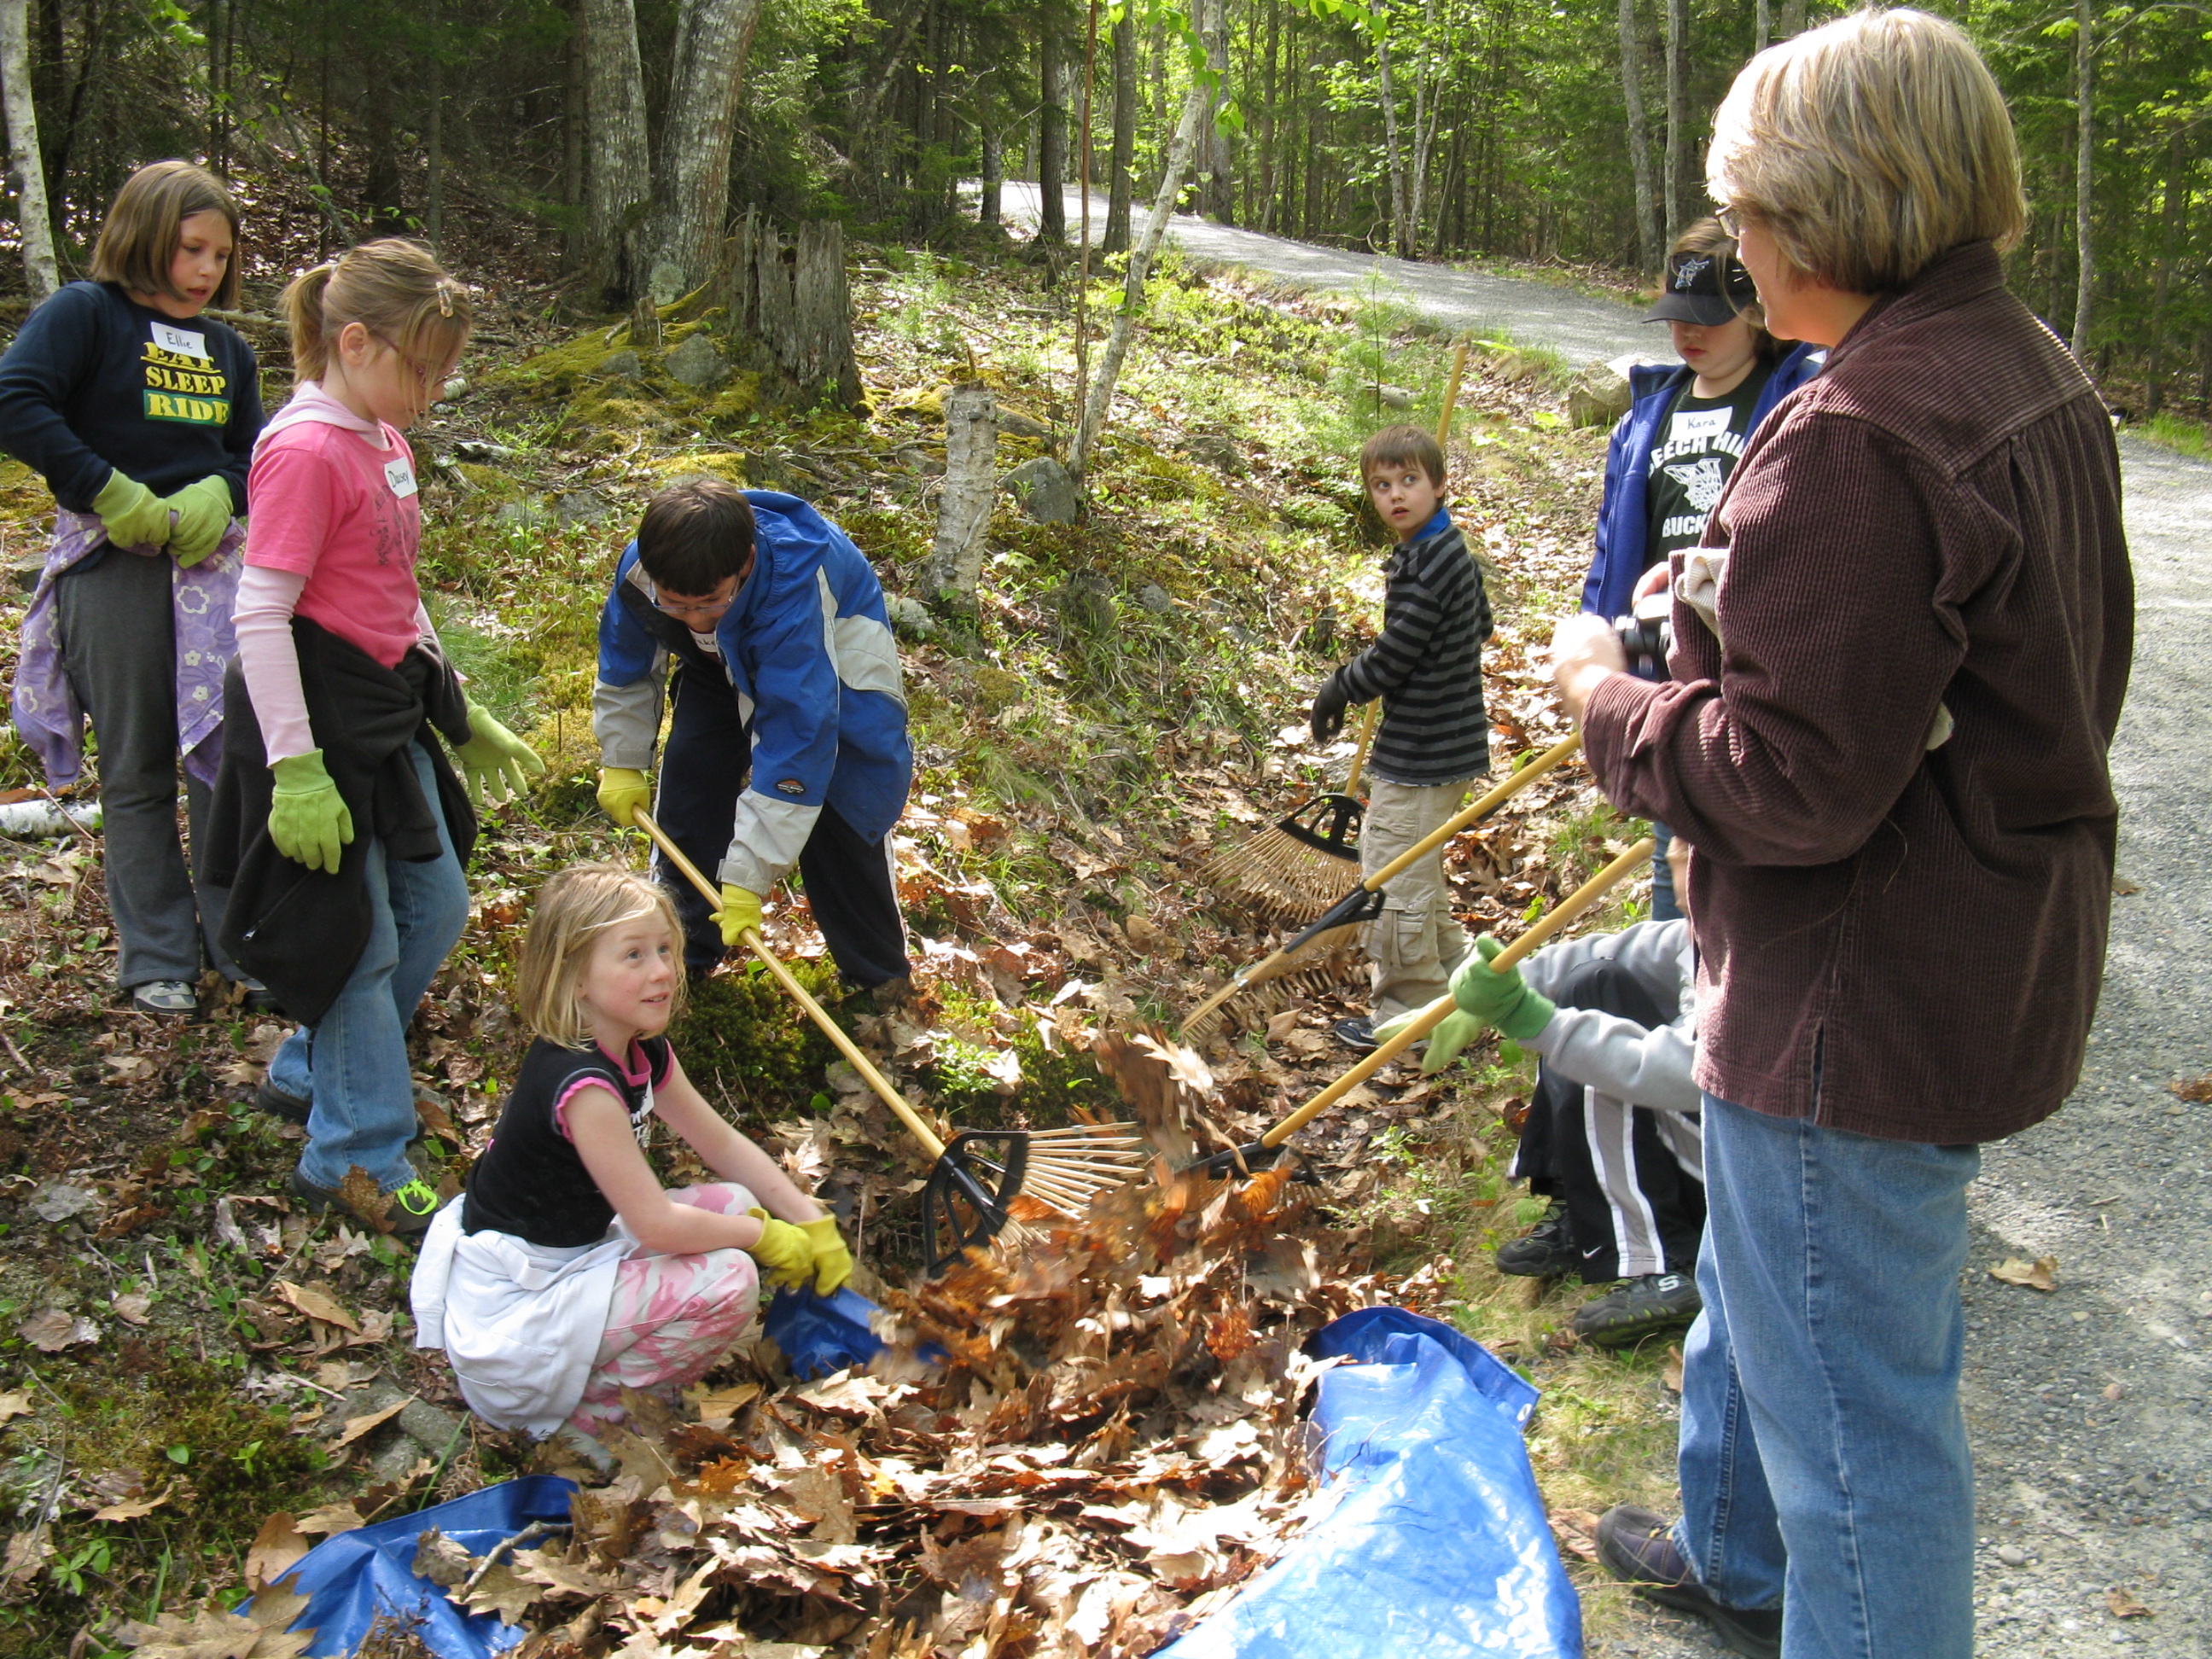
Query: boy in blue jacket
593 480 912 989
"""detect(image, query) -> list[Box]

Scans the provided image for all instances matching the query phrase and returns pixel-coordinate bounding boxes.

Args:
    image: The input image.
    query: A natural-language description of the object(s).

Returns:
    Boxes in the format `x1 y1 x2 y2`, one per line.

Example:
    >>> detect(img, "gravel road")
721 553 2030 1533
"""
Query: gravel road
1008 181 2212 1654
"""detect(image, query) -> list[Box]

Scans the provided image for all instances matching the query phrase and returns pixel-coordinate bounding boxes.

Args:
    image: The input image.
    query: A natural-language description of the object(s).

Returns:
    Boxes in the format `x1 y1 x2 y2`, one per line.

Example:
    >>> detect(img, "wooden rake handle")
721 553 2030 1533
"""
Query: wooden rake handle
1257 835 1654 1151
1365 732 1582 894
631 809 949 1161
1342 700 1379 798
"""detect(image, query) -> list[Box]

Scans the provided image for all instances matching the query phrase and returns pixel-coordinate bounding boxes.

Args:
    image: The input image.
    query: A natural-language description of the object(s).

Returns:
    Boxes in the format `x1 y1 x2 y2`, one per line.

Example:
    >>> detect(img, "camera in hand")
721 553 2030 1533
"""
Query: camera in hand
1614 592 1675 680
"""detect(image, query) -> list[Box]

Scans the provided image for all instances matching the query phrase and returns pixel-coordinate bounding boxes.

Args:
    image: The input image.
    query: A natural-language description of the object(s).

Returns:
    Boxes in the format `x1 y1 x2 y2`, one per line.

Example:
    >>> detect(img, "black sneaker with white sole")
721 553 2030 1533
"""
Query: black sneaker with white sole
1331 1016 1377 1052
1574 1270 1703 1348
1494 1205 1581 1278
1595 1505 1781 1659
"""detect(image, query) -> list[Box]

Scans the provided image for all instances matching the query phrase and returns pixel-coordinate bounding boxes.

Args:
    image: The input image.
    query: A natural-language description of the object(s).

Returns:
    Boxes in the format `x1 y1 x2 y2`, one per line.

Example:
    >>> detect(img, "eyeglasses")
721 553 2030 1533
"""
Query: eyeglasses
370 333 439 396
647 580 736 621
1715 204 1743 238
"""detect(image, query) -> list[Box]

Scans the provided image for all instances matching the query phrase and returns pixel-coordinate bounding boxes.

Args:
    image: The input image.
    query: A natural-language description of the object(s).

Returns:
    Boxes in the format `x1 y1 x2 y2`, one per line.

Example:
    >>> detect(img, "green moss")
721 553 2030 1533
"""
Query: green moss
451 462 522 501
650 449 750 485
670 959 841 1124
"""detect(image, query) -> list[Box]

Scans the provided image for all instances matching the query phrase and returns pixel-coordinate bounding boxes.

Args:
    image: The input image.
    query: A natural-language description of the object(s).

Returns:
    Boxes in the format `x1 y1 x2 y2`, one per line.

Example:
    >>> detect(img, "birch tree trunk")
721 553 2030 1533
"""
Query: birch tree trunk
1663 0 1685 244
653 0 763 295
0 0 56 301
928 385 998 613
1374 3 1409 255
1071 6 1212 480
1103 14 1134 253
581 0 654 307
2069 0 2094 360
1617 0 1659 272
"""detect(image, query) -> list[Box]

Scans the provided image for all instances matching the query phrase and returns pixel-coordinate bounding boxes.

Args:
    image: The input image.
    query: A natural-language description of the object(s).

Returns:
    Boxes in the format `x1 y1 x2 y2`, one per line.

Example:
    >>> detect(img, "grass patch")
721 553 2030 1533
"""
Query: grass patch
2138 410 2210 460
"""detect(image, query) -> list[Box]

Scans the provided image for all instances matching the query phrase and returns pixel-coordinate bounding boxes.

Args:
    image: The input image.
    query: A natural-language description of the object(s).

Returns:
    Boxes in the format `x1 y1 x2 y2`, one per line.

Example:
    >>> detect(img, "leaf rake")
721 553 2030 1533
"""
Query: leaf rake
632 812 1151 1273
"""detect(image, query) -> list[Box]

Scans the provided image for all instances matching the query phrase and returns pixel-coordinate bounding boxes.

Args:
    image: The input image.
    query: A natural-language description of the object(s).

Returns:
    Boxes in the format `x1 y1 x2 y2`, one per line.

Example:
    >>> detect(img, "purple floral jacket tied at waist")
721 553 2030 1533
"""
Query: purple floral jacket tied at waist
9 508 244 789
1579 241 2133 1146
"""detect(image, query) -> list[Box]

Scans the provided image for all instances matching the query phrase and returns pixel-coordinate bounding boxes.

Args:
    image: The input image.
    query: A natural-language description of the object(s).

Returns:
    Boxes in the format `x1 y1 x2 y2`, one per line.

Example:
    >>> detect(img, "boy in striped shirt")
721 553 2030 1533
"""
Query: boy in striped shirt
1311 424 1493 1051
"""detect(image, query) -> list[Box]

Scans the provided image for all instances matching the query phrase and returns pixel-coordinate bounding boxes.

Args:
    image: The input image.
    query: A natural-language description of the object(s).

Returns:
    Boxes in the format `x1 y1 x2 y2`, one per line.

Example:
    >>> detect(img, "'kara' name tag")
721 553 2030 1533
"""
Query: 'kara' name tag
1670 408 1733 442
384 458 418 498
151 323 209 359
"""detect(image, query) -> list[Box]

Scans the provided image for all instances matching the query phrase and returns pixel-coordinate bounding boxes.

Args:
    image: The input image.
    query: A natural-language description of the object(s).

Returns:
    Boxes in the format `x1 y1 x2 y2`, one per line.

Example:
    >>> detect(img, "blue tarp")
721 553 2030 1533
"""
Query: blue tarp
1156 1306 1582 1658
763 1284 888 1379
252 1475 579 1658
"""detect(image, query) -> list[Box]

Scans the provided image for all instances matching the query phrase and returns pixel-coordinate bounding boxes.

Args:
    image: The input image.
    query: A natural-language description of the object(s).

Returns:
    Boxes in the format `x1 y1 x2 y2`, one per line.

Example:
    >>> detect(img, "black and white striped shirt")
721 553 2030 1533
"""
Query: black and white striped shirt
1333 517 1493 786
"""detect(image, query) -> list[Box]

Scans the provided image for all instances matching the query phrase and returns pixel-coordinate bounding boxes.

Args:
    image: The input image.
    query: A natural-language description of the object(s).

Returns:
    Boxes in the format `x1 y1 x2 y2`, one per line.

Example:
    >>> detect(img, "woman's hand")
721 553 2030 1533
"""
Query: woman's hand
1550 613 1628 722
1633 562 1673 604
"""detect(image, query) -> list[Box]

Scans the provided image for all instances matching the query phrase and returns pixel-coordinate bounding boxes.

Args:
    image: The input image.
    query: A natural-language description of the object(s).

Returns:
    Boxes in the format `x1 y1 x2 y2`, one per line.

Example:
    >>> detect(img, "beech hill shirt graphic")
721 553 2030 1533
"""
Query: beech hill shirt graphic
1643 362 1774 567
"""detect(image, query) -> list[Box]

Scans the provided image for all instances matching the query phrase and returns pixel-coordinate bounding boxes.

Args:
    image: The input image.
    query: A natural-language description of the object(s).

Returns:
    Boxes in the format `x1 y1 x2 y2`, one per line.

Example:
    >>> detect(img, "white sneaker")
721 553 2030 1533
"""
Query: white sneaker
131 980 196 1015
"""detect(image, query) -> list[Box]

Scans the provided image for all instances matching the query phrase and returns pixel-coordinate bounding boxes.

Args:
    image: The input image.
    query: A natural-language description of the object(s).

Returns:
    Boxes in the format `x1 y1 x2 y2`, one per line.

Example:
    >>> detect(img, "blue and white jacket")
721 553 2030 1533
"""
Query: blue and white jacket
592 492 912 894
1580 342 1826 621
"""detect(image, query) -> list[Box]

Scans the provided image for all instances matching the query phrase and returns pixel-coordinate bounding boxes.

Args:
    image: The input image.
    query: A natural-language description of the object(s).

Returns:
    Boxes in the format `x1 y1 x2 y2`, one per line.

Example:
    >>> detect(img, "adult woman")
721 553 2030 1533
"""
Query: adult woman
1549 11 2132 1657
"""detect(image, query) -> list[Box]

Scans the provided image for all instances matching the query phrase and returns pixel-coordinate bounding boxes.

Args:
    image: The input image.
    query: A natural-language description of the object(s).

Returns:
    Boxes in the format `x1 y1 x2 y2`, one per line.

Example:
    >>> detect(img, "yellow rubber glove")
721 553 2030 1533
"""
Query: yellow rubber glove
451 701 545 808
800 1214 853 1296
746 1207 818 1290
596 766 650 827
713 883 762 948
162 476 236 567
92 471 172 550
268 749 354 873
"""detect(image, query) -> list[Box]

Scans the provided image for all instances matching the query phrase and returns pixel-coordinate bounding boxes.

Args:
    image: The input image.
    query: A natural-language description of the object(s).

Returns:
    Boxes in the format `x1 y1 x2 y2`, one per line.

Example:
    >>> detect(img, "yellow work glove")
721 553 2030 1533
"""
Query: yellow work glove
746 1207 817 1290
267 749 354 873
596 766 650 827
1373 1006 1485 1075
713 883 762 948
92 470 172 550
162 475 236 567
451 701 545 808
800 1215 853 1296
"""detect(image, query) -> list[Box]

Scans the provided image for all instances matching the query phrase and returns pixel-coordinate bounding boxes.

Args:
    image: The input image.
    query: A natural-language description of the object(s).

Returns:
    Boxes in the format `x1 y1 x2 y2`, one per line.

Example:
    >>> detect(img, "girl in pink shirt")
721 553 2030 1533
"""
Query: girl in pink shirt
230 239 542 1235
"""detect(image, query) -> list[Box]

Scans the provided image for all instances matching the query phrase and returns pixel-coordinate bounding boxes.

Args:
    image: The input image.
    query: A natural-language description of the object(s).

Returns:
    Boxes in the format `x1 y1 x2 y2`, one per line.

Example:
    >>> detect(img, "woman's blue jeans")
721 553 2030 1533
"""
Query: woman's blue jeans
1676 1093 1980 1659
269 741 469 1194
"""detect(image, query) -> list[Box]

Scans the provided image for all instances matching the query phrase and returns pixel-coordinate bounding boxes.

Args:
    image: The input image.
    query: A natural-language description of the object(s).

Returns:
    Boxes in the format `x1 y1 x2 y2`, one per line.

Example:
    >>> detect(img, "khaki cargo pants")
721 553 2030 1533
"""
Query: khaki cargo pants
1361 775 1481 1025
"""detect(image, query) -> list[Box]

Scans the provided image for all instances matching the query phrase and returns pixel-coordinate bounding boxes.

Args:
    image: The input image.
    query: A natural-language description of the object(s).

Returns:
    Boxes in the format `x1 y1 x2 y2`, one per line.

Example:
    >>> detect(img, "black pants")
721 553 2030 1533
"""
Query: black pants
1510 957 1705 1282
655 663 911 988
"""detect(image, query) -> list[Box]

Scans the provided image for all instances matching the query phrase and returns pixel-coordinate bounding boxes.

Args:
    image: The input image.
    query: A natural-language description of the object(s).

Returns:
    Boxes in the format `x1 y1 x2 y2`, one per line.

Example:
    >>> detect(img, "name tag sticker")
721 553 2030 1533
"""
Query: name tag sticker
1671 408 1732 442
384 458 418 498
151 323 209 359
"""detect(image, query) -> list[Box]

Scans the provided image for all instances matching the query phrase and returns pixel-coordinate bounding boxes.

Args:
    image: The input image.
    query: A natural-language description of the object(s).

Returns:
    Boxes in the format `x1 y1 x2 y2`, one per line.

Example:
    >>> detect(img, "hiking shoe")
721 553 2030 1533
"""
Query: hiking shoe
254 1077 311 1125
235 976 282 1014
288 1168 442 1237
1495 1204 1580 1278
1332 1016 1377 1052
131 980 197 1016
1575 1271 1703 1348
1596 1505 1782 1659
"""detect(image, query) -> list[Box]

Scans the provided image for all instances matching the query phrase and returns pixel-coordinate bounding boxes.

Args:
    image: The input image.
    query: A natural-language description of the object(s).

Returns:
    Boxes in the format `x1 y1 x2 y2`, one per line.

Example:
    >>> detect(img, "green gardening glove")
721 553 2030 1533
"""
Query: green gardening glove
713 883 762 948
161 475 236 567
268 749 354 873
1373 1005 1487 1074
1449 934 1558 1042
452 701 546 808
746 1207 818 1290
800 1214 853 1296
92 470 172 550
596 766 650 827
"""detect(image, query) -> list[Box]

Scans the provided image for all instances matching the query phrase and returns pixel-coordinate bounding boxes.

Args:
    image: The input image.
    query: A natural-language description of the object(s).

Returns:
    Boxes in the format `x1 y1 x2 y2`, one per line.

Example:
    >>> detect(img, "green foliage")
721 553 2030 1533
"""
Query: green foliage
670 960 841 1120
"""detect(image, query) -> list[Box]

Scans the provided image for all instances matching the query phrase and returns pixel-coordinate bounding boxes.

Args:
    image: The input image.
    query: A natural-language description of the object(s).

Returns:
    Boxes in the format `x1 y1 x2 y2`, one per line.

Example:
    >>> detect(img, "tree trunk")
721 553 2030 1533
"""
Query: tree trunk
1755 0 1770 53
1038 15 1066 242
2145 128 2186 417
582 0 654 307
1663 0 1685 244
928 384 998 613
2069 0 2093 360
980 127 1003 226
1374 3 1407 253
1618 0 1659 271
563 5 586 265
362 46 404 230
424 4 445 250
653 0 762 296
1202 0 1233 222
1103 13 1134 253
0 0 55 300
1255 0 1280 232
1072 0 1213 479
1779 0 1805 35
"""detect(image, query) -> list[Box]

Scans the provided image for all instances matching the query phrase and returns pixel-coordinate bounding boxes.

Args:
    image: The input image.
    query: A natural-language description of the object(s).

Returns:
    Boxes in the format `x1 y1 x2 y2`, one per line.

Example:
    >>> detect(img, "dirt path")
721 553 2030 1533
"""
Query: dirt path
1010 180 2212 1655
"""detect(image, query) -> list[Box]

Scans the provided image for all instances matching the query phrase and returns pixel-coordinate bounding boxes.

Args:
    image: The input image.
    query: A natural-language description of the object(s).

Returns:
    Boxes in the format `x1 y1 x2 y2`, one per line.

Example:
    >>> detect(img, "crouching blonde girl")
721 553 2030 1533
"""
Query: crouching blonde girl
412 864 851 1462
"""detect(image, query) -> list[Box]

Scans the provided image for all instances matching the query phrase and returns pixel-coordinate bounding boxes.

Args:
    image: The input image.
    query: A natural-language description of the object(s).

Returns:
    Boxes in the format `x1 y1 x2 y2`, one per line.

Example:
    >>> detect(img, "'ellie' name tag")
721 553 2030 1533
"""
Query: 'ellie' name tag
384 458 418 498
151 323 209 359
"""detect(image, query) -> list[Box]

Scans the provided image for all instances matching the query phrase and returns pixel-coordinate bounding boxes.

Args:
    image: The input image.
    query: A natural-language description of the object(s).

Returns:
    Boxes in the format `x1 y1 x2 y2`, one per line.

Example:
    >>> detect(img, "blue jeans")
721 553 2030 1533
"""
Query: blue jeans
271 741 469 1193
1677 1094 1979 1659
1650 821 1680 922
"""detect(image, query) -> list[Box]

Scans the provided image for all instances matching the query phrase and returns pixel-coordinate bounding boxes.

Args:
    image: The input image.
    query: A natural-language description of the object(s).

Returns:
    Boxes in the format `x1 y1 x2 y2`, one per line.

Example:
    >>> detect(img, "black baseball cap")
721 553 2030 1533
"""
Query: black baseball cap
1644 249 1760 326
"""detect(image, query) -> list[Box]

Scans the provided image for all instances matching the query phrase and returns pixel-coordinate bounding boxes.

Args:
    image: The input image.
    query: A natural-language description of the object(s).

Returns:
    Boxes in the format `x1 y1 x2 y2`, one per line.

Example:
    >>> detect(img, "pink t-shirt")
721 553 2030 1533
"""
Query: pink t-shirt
243 420 423 667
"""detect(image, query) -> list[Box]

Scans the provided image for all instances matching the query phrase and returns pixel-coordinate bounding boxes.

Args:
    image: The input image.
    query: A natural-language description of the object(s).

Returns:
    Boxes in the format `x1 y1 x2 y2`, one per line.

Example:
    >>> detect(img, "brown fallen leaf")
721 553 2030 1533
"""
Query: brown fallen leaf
247 1511 311 1589
335 1399 410 1447
112 1291 153 1326
1989 1256 2058 1293
17 1307 98 1351
335 1167 393 1233
92 1481 177 1522
1548 1507 1602 1561
1264 1009 1300 1043
271 1279 362 1332
0 1392 30 1424
2107 1585 2152 1619
2111 875 2142 895
1662 1344 1685 1394
2170 1074 2212 1103
684 1381 761 1429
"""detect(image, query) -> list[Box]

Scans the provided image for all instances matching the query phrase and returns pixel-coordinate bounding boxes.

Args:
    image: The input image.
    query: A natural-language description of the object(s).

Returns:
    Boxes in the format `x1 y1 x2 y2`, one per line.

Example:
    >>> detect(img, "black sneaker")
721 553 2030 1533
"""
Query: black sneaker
1575 1271 1703 1348
1331 1016 1377 1052
1595 1505 1782 1659
1495 1205 1580 1278
254 1077 311 1125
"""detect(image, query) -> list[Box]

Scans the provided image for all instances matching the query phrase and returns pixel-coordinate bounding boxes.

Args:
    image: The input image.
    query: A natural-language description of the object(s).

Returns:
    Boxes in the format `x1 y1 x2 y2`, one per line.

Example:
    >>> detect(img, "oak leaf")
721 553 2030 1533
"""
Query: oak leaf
270 1280 361 1331
1988 1255 2058 1292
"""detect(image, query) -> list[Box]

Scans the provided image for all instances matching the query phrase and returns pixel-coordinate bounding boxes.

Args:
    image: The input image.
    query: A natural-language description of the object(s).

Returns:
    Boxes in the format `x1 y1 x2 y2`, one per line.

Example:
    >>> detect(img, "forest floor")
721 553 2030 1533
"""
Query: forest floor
0 229 1695 1654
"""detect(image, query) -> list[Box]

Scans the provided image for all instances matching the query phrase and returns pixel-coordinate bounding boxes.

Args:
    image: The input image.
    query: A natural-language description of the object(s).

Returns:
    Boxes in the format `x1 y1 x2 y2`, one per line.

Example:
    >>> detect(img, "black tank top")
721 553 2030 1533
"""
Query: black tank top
462 1036 672 1247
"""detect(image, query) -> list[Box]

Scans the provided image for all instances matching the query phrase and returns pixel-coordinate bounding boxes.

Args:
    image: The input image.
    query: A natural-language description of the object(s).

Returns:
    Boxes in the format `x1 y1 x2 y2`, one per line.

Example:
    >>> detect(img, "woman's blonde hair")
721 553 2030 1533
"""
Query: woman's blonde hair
1706 7 2026 294
516 863 687 1049
90 160 242 311
279 237 471 383
1670 217 1783 358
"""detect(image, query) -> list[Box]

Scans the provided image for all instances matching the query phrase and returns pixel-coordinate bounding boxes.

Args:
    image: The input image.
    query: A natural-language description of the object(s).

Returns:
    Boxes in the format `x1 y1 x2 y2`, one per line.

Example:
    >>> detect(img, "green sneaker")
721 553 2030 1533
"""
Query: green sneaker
386 1179 443 1236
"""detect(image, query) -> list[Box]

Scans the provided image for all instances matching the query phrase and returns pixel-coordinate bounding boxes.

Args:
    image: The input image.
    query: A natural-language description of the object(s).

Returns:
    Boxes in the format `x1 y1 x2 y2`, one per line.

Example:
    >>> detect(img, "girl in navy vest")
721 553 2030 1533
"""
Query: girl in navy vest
411 863 852 1465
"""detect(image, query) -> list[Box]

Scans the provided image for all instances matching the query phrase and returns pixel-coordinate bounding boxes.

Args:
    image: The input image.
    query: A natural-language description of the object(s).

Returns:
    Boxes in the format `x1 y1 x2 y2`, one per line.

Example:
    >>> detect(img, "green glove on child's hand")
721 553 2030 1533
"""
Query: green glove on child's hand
713 883 762 948
267 749 354 873
1449 935 1558 1042
92 471 172 550
162 476 236 567
453 701 545 808
800 1214 854 1296
746 1207 818 1290
596 766 650 826
1372 1006 1487 1074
